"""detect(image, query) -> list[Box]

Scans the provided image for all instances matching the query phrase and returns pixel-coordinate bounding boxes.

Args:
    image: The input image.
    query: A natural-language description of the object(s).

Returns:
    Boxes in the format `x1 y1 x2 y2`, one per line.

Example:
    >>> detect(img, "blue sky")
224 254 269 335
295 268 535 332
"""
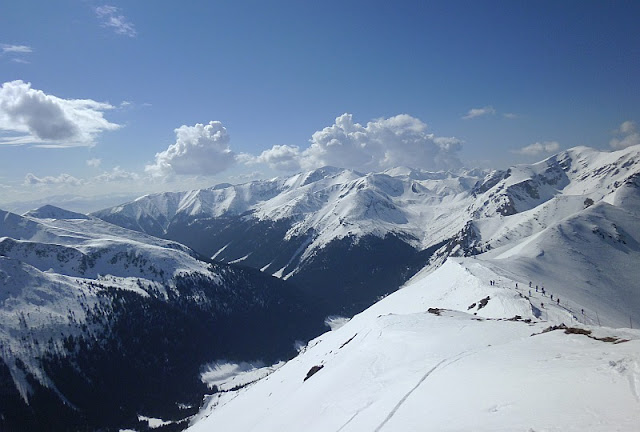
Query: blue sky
1 0 639 208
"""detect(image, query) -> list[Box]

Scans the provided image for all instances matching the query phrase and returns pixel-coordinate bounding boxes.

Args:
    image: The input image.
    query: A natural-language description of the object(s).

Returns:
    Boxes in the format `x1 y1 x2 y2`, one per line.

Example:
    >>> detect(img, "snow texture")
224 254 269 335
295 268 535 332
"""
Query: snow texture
186 145 640 432
0 206 219 402
188 260 640 432
96 145 640 283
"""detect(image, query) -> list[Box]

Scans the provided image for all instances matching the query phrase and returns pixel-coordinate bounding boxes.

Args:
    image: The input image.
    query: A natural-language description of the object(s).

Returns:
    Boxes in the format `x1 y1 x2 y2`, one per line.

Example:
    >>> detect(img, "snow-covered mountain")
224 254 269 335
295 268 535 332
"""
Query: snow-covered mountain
95 165 480 256
5 145 640 431
0 206 325 431
186 257 640 432
93 166 488 315
180 146 640 432
1 192 142 215
94 145 640 318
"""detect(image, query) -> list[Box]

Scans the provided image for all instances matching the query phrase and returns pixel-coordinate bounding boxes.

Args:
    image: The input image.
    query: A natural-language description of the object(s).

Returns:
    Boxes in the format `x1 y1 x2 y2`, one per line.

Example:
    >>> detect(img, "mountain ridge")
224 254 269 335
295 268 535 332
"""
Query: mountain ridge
93 145 640 319
4 144 640 430
0 206 326 431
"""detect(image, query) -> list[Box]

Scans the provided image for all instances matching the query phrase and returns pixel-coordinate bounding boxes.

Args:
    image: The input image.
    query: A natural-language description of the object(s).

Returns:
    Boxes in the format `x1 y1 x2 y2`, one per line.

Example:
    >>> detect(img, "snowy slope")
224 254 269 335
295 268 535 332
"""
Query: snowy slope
456 153 640 328
468 145 640 219
1 205 206 282
91 145 640 325
95 146 640 278
476 201 640 328
184 146 640 432
0 206 326 431
94 166 485 264
187 259 640 432
0 206 209 402
5 145 640 431
94 166 488 317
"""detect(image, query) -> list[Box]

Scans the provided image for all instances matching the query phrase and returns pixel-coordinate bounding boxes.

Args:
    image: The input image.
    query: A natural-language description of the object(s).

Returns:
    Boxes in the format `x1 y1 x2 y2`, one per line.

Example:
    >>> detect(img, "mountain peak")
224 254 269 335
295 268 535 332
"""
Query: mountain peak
24 205 90 220
299 166 352 186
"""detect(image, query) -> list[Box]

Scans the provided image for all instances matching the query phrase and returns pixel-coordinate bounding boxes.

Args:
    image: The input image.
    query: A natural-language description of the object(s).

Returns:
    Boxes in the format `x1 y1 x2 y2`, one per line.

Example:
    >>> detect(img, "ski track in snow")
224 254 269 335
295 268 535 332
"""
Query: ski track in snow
335 401 373 432
374 346 486 432
373 358 448 432
5 145 640 431
187 256 640 432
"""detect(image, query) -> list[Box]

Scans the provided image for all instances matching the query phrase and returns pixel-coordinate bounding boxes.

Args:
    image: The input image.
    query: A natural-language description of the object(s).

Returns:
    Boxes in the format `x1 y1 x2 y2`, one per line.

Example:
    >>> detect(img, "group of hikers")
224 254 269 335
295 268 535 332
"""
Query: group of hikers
526 280 562 308
493 277 590 319
488 276 596 325
488 277 592 321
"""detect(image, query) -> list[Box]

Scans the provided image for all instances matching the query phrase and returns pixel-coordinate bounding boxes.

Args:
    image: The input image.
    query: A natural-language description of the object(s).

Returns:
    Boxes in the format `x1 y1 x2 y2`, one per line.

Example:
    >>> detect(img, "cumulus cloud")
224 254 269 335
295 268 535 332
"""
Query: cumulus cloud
147 114 462 178
462 106 496 120
24 173 84 187
251 113 463 173
610 121 640 149
254 145 302 171
86 158 102 168
515 141 560 156
0 80 120 147
146 121 236 177
95 5 137 37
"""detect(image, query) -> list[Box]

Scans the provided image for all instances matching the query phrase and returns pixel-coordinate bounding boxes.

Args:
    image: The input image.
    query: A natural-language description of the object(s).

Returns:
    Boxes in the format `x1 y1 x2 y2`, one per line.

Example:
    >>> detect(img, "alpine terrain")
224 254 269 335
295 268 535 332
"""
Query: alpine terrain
185 145 640 431
0 206 325 431
2 144 640 431
96 145 640 323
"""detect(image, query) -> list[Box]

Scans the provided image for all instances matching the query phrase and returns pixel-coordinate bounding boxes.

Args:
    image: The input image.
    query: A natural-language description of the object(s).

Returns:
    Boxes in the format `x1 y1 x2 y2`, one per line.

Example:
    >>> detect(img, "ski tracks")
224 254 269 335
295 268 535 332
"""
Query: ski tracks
335 401 374 432
373 350 475 432
608 357 640 404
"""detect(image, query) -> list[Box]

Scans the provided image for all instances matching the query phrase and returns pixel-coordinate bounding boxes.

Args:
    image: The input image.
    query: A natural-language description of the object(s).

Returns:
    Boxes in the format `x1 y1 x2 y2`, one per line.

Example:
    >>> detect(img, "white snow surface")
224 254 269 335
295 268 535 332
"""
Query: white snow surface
185 143 640 431
96 146 640 280
0 206 219 402
188 259 640 432
95 166 486 256
5 145 640 429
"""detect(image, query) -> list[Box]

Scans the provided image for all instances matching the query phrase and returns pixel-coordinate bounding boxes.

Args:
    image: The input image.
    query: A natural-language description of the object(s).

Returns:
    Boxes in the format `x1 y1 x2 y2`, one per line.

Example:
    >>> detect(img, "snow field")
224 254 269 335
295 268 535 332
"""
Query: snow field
188 259 640 431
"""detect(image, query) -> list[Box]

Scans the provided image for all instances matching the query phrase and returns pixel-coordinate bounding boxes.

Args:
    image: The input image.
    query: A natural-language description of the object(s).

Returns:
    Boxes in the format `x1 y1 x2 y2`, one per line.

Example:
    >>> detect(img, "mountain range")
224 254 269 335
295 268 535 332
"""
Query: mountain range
95 145 640 325
0 206 325 431
1 144 639 430
182 145 640 432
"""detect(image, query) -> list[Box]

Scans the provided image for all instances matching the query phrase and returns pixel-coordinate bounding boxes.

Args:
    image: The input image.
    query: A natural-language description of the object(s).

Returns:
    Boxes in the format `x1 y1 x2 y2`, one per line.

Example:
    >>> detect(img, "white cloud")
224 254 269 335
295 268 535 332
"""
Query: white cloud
93 166 139 183
229 171 263 182
0 80 120 147
250 113 463 173
86 158 102 168
147 114 462 179
462 106 496 120
515 141 560 156
610 121 640 149
1 44 32 54
1 44 33 64
24 173 84 187
503 113 518 119
255 145 302 171
24 167 140 191
146 121 236 177
95 5 137 38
